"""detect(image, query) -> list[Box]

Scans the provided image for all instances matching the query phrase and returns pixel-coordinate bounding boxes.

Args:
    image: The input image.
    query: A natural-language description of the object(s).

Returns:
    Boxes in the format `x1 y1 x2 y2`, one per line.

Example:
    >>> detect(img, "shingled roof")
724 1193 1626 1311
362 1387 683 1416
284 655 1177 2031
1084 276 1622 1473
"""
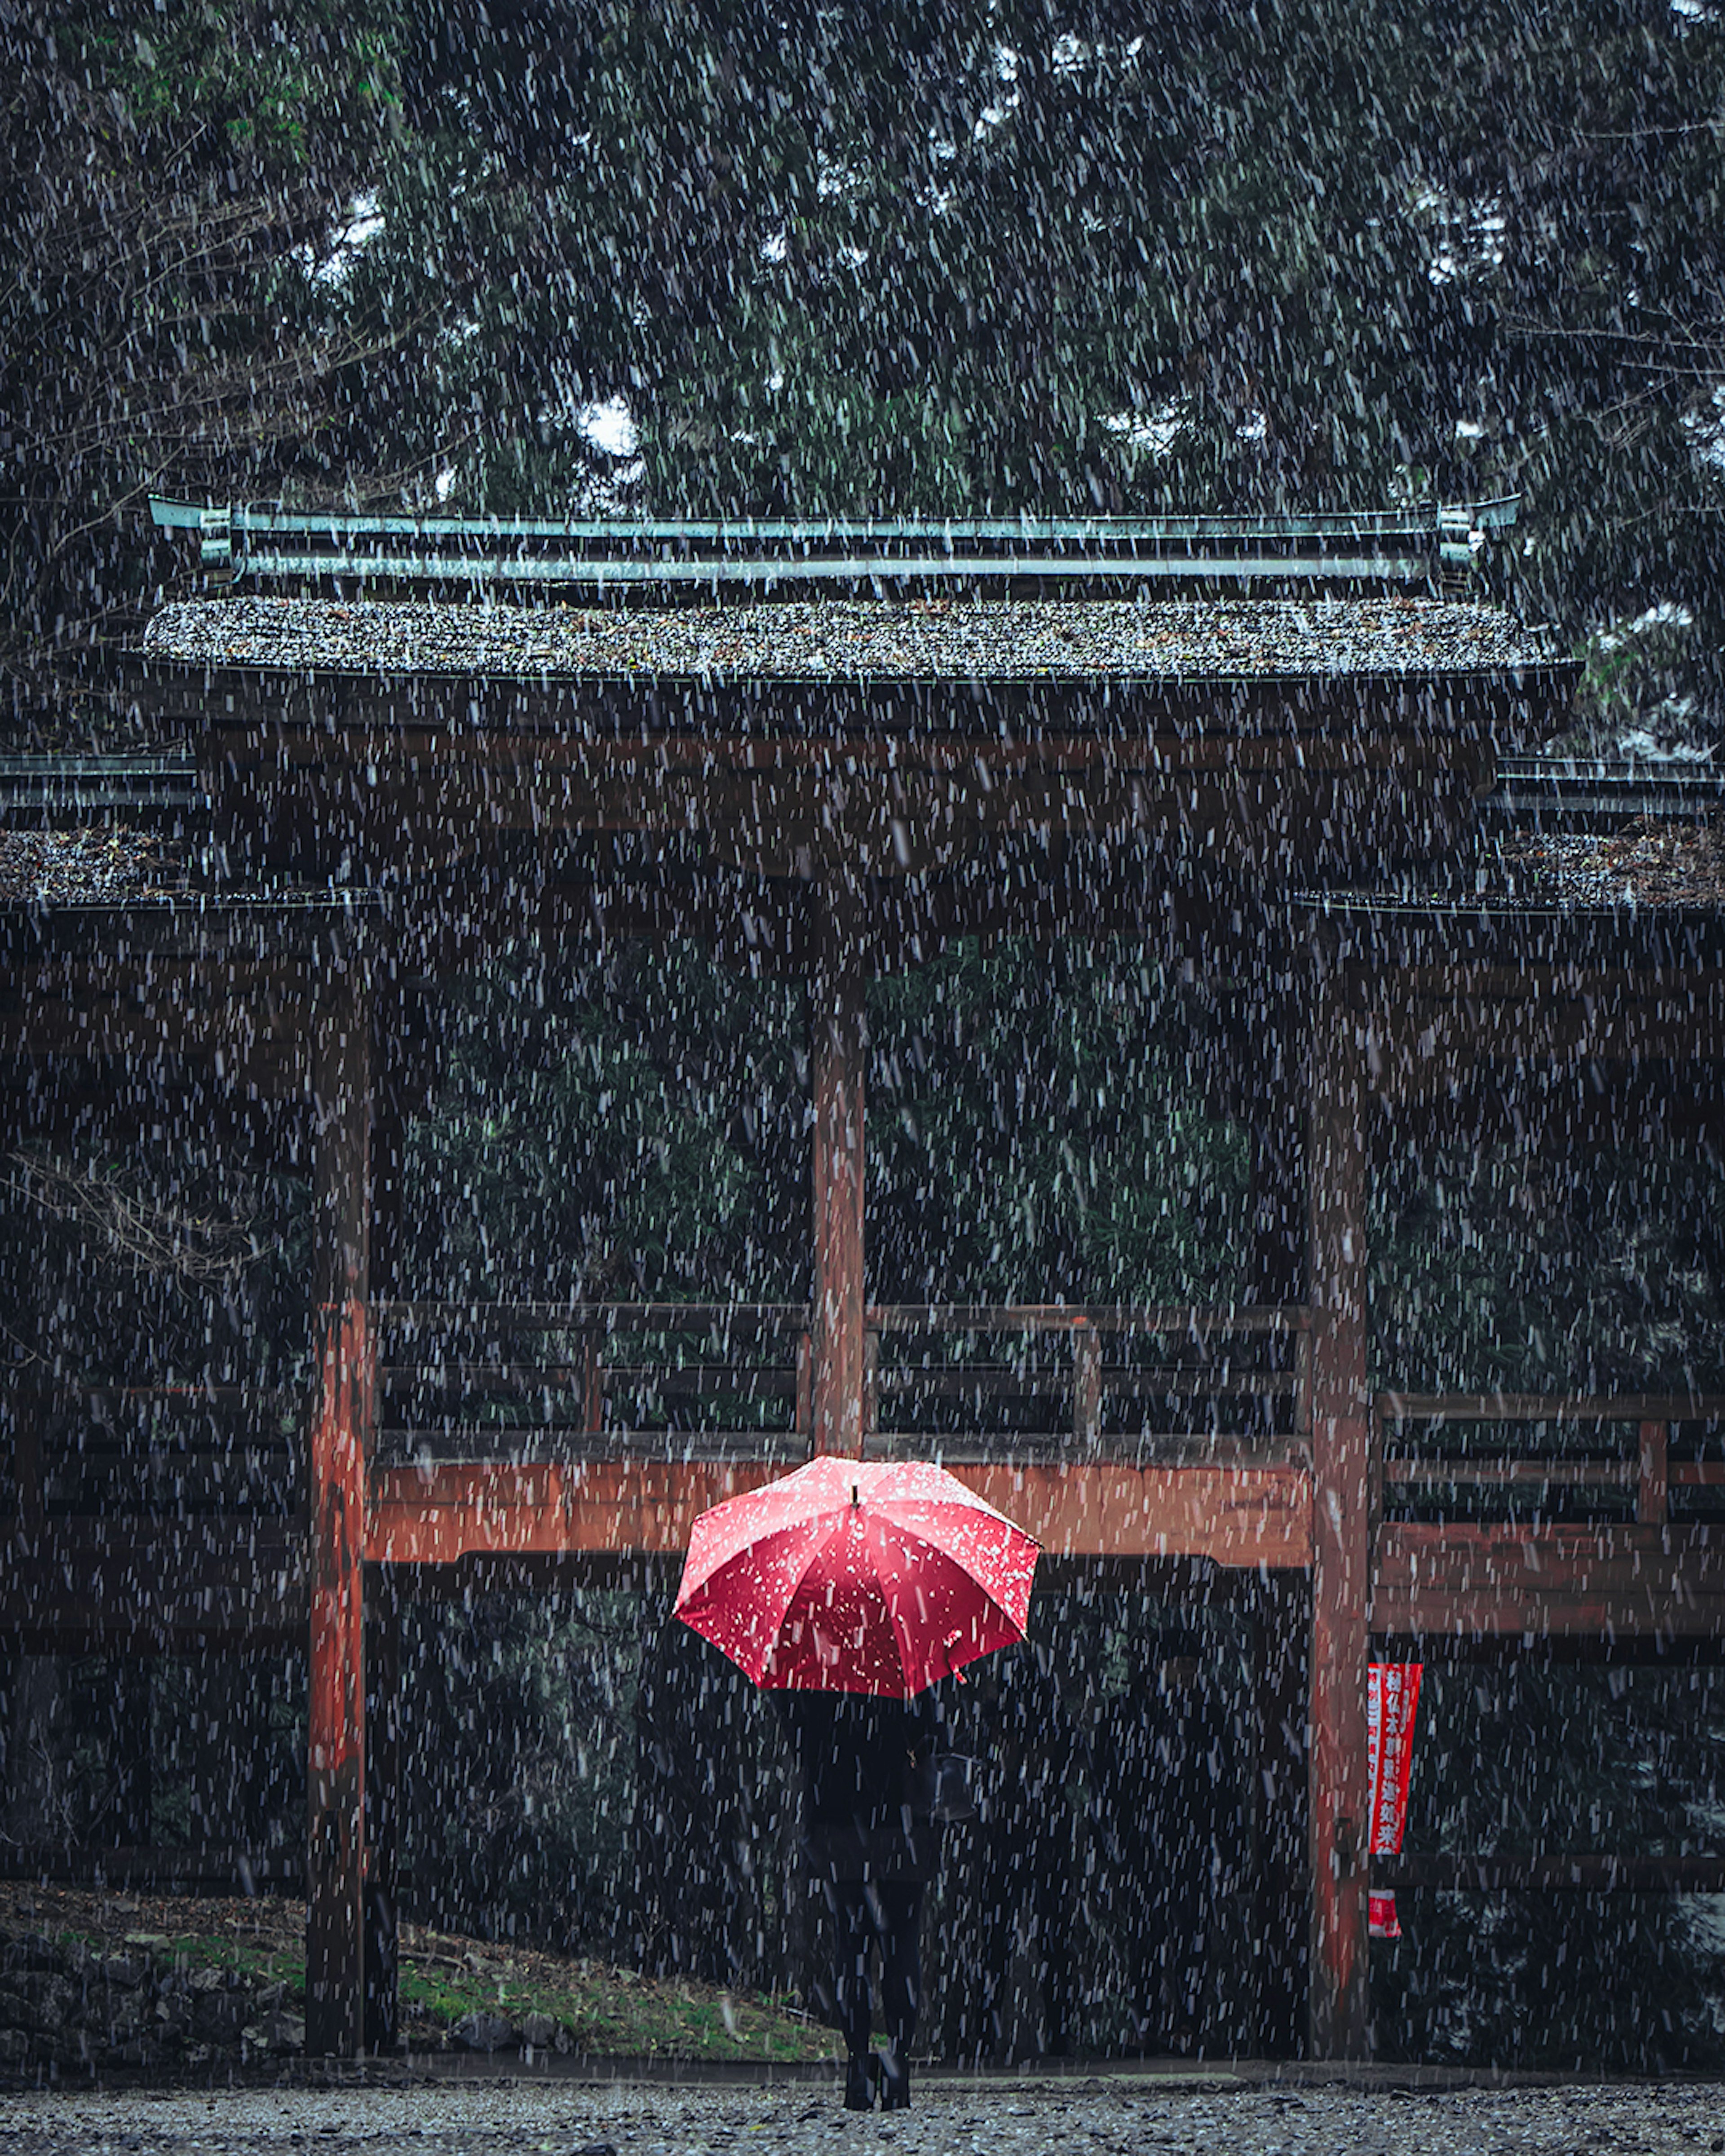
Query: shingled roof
143 594 1555 684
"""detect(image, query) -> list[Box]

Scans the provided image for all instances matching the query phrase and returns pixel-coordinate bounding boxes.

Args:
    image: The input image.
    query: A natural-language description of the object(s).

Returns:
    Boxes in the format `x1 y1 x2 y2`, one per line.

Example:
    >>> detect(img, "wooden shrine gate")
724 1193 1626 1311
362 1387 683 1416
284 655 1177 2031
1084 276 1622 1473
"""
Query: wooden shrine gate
12 510 1724 2063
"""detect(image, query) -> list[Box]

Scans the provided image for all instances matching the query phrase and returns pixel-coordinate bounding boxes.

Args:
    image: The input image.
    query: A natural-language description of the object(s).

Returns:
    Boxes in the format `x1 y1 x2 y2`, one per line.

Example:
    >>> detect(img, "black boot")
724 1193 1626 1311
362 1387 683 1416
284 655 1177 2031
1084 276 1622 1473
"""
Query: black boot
843 2054 875 2111
879 2049 910 2111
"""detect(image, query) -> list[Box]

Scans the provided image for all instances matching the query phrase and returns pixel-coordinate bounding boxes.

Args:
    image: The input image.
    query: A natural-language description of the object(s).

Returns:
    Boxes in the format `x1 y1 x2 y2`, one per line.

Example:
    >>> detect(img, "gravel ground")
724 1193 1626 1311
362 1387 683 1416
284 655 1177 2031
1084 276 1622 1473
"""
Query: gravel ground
5 2077 1725 2156
143 595 1552 680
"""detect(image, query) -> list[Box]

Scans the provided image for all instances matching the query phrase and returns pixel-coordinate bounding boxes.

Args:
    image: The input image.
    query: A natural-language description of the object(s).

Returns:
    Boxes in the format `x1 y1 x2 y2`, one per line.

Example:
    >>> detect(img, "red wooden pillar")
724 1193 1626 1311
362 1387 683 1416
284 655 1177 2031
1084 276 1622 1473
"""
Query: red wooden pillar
307 978 373 2058
1306 975 1371 2058
811 941 867 1460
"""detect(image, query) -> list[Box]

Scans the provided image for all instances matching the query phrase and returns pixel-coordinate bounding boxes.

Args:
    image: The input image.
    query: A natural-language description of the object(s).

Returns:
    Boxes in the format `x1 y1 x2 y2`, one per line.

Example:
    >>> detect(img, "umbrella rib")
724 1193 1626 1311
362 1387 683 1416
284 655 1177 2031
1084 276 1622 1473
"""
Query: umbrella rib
765 1502 857 1674
867 1513 929 1698
868 1520 1016 1691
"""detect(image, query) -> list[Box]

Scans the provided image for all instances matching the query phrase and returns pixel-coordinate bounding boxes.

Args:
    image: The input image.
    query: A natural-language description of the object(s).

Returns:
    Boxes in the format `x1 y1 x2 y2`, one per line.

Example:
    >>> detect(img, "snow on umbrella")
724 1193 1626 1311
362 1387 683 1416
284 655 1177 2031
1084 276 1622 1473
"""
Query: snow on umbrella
673 1454 1040 1697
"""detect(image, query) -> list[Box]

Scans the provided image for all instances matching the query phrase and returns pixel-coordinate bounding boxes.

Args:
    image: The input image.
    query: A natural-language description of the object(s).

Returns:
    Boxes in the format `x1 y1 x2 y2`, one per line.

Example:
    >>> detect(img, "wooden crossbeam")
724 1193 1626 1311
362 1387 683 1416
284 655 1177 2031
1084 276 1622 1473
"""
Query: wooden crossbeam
365 1458 1313 1569
1375 1853 1725 1893
224 766 1472 884
0 1523 306 1644
1354 969 1725 1083
199 726 1480 778
1372 1523 1725 1635
119 656 1566 743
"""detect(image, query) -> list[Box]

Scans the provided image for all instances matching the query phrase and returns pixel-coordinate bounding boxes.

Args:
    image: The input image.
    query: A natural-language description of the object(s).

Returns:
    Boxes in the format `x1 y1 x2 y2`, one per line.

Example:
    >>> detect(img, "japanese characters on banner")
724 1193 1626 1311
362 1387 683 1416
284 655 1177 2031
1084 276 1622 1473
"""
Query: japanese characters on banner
1367 1661 1423 1940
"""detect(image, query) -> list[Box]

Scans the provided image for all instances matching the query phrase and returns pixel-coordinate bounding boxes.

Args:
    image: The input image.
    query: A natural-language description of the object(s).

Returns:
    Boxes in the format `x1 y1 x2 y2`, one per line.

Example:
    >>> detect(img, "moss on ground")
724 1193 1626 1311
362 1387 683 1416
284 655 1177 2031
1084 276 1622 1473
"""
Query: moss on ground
2 1884 832 2063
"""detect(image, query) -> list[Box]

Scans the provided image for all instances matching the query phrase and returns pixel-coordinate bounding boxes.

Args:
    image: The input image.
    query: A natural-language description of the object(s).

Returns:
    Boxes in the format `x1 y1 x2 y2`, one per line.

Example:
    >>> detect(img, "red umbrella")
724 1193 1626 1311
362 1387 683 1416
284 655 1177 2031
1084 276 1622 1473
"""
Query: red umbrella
674 1455 1040 1697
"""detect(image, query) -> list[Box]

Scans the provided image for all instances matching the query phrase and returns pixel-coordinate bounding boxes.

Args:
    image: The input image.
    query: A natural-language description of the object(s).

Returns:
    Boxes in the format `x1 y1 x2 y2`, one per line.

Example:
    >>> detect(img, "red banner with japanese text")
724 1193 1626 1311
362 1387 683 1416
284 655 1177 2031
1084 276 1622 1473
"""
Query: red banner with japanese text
1367 1661 1422 1940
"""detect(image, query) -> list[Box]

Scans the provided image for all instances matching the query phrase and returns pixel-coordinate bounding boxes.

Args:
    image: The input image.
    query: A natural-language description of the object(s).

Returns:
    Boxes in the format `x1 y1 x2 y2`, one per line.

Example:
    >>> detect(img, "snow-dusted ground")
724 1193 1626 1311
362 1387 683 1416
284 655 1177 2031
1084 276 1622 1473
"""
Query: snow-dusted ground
6 2076 1725 2156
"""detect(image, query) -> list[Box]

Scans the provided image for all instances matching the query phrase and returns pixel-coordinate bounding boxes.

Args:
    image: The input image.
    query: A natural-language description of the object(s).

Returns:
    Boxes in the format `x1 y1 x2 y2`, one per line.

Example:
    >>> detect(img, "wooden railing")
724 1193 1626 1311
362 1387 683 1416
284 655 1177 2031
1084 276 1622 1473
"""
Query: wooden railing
1 1304 1309 1513
370 1300 1311 1465
1377 1392 1725 1526
2 1378 302 1520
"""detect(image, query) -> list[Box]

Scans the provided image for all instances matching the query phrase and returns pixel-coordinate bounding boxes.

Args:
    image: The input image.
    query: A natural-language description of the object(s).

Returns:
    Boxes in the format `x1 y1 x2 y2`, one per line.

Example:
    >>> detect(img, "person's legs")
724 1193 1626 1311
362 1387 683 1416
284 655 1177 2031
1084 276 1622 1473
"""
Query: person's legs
1033 1856 1073 2056
871 1881 925 2109
825 1880 875 2107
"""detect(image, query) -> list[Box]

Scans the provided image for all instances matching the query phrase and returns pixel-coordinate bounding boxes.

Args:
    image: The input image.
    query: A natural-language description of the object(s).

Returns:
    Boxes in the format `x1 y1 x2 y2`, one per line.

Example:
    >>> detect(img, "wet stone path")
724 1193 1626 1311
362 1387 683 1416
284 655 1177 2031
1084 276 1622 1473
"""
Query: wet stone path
5 2079 1725 2156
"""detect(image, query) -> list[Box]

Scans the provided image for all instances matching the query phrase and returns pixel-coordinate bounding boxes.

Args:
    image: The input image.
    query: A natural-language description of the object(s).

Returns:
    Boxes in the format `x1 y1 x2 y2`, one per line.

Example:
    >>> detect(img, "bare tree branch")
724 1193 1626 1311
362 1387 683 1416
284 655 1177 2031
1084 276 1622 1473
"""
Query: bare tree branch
1 1150 278 1281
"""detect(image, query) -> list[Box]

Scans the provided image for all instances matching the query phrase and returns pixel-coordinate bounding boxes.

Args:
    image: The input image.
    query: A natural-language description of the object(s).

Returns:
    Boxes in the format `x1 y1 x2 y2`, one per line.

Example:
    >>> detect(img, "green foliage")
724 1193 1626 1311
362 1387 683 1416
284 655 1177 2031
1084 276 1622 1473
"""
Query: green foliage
7 0 1725 745
402 943 805 1302
392 1950 828 2060
398 936 1250 1312
867 939 1251 1304
69 2 406 154
0 0 411 688
1371 1135 1725 1396
400 1590 642 1948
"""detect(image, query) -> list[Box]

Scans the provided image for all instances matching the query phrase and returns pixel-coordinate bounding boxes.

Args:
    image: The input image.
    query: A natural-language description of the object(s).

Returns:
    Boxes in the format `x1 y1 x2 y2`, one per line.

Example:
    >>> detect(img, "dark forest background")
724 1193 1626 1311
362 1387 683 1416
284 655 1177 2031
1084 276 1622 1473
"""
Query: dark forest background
3 0 1725 745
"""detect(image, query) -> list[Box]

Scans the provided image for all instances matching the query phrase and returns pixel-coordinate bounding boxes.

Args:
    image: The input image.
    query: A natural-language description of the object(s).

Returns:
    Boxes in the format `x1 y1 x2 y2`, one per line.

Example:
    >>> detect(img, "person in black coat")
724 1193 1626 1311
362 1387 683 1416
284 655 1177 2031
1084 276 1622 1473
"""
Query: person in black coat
778 1690 944 2112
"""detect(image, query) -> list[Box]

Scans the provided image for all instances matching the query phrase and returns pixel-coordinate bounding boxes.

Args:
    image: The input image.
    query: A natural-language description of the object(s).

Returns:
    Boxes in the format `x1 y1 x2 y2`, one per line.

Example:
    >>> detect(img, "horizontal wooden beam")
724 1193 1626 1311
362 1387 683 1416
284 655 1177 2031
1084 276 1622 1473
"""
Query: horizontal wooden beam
0 1523 306 1644
120 656 1564 743
1375 1852 1725 1893
1372 1522 1725 1637
1383 1458 1637 1488
238 768 1469 884
16 1500 1725 1642
1357 977 1725 1081
205 726 1482 778
1381 1392 1725 1422
367 1458 1314 1568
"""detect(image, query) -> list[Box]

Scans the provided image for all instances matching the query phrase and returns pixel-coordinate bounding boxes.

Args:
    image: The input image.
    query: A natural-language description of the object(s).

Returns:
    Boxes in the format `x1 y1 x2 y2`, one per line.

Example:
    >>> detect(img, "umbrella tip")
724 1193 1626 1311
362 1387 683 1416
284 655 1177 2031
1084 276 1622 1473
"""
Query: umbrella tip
852 1482 860 1507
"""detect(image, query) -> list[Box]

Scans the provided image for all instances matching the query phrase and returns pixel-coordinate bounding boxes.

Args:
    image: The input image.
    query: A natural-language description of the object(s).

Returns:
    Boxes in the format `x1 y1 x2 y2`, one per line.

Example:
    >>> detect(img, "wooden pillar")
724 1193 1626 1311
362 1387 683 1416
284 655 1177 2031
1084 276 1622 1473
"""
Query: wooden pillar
364 1577 400 2052
1072 1322 1102 1451
811 940 867 1460
1306 976 1371 2059
1639 1419 1669 1528
307 976 372 2058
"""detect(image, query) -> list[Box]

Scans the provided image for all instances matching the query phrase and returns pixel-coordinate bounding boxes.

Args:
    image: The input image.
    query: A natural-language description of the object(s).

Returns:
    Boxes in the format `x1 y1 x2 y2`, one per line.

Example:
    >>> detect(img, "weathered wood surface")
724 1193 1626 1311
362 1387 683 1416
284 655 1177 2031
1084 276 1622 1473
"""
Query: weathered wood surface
1306 976 1371 2061
0 1522 306 1644
1352 965 1725 1082
366 1458 1314 1569
116 654 1575 742
106 648 1575 887
306 984 372 2060
1372 1523 1725 1635
810 947 867 1460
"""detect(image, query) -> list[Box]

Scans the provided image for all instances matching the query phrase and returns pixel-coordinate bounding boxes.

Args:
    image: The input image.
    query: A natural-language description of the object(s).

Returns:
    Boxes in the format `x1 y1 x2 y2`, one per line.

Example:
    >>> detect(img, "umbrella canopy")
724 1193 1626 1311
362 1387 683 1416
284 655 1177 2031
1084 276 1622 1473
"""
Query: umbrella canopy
673 1455 1040 1697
